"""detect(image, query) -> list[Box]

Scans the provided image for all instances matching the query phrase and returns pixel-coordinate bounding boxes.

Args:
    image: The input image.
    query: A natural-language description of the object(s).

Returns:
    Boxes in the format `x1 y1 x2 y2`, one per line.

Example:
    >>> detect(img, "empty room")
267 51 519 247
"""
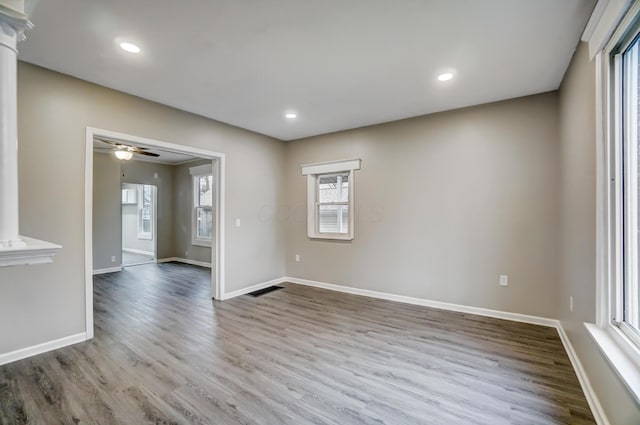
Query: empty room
0 0 639 424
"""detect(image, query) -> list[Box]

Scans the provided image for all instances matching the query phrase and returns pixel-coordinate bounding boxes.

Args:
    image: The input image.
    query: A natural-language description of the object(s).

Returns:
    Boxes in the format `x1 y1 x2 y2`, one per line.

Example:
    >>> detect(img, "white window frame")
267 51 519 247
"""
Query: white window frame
190 164 213 247
589 0 640 405
301 159 361 240
136 185 153 240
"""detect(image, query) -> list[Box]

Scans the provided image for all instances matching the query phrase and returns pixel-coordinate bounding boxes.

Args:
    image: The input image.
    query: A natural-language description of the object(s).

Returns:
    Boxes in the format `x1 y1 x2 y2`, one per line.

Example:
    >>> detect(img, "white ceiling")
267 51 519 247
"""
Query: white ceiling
19 0 595 141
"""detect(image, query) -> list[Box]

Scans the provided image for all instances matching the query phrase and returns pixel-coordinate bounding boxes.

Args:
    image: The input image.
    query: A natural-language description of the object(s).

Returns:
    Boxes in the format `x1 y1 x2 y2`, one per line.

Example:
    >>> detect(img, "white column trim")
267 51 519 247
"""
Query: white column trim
0 3 61 267
0 7 28 247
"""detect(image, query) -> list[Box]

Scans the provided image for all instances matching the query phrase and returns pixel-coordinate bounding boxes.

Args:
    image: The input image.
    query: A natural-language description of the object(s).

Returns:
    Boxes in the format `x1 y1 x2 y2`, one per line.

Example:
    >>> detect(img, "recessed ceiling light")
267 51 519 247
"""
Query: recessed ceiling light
285 113 297 119
438 72 454 82
120 42 141 53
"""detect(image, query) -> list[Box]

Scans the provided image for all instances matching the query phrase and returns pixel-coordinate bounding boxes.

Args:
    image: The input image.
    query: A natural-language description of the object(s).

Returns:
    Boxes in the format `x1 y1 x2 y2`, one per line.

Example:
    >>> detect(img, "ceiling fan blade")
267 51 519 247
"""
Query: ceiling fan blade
136 150 160 157
95 137 158 157
95 137 120 147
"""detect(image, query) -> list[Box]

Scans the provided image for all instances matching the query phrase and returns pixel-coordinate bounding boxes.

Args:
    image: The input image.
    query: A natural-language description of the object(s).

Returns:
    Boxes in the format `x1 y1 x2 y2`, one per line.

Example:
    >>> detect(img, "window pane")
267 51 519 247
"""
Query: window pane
623 35 640 331
318 204 349 234
143 185 152 207
196 207 213 239
198 176 213 207
141 207 151 234
318 173 349 203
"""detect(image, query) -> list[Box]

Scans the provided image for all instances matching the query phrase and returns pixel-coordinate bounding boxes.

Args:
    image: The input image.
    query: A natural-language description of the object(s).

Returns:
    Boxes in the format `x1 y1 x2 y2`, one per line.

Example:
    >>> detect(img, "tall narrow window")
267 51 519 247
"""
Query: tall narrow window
589 0 640 402
190 164 214 247
302 159 361 240
620 31 640 339
137 185 153 240
195 175 213 239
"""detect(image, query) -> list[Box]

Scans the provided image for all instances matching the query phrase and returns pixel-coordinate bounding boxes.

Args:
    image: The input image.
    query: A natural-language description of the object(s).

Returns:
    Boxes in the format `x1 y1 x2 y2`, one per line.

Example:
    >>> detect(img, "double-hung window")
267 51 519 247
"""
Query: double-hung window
189 164 213 247
318 173 350 234
302 159 361 240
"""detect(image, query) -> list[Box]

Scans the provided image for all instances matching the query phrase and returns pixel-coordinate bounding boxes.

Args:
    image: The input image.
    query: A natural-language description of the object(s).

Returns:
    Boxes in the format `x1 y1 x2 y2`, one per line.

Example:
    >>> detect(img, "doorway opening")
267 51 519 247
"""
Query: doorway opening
85 127 226 340
121 183 157 267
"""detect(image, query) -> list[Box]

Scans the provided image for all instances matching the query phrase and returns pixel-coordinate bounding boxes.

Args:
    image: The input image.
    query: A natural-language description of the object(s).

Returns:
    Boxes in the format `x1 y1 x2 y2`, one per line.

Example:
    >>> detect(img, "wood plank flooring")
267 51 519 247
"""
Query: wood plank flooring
0 262 595 424
122 251 154 266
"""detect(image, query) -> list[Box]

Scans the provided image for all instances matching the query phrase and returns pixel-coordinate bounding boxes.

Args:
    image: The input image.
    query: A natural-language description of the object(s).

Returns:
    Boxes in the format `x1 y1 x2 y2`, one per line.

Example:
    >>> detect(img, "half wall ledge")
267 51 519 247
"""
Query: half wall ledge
0 236 61 267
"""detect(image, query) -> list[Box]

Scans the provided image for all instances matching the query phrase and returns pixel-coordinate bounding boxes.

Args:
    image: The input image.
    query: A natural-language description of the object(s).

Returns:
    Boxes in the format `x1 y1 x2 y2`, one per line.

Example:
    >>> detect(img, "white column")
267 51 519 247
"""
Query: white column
0 3 60 267
0 5 31 248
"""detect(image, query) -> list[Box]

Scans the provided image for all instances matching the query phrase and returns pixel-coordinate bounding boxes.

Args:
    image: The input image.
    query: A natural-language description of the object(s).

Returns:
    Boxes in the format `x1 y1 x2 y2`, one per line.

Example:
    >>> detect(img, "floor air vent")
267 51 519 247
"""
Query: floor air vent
247 286 284 297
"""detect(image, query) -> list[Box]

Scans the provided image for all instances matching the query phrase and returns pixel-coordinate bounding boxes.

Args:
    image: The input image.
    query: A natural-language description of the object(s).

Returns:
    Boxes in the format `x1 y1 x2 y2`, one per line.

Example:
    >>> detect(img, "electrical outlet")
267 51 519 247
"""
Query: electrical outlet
295 254 300 262
570 296 574 312
499 275 508 287
185 251 188 257
236 218 241 227
154 172 158 179
111 256 116 263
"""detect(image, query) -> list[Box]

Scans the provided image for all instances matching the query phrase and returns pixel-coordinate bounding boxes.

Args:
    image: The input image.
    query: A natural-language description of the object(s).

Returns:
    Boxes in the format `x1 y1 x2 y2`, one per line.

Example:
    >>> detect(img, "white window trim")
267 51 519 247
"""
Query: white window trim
136 185 153 240
190 164 213 247
582 0 634 60
590 0 640 405
301 159 361 241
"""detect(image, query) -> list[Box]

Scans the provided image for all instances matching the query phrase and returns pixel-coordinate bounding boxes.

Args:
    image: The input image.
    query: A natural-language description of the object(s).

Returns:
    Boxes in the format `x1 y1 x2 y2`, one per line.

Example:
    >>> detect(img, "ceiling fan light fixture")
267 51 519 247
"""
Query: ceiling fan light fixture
119 42 141 54
114 150 133 160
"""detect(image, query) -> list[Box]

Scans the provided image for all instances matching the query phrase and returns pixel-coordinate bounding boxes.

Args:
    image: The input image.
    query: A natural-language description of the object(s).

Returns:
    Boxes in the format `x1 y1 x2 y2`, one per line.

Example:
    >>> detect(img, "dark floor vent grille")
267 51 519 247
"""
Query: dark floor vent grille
247 286 283 297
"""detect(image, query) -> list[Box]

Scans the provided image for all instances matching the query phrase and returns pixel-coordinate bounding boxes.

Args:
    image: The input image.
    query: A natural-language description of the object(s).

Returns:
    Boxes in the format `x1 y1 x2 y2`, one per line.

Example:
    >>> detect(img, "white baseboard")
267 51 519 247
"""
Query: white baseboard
157 257 212 268
0 332 88 367
93 266 122 275
223 277 286 300
283 276 558 328
123 248 154 256
557 325 609 425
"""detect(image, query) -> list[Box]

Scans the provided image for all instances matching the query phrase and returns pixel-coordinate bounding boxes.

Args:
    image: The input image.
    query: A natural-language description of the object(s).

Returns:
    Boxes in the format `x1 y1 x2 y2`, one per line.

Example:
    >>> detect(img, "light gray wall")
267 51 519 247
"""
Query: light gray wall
93 156 215 267
93 152 121 270
121 183 154 255
173 160 213 264
558 42 640 423
121 160 174 259
0 62 286 354
285 92 560 318
93 157 174 268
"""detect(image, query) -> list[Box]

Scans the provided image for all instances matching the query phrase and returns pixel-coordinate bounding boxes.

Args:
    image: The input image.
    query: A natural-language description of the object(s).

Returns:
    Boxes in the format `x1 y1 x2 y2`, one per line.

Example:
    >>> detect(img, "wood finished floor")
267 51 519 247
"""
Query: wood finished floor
0 262 595 424
122 251 154 266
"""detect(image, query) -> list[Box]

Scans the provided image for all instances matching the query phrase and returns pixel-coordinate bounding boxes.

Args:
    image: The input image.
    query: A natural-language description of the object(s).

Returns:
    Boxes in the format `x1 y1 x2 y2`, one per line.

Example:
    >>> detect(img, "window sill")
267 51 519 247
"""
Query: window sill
0 236 62 267
585 322 640 406
309 234 354 241
192 239 211 248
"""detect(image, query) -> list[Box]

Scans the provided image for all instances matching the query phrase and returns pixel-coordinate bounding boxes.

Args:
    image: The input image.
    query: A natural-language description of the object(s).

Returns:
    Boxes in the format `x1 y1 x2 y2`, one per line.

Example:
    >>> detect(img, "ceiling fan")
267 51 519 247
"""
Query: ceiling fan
95 137 160 160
